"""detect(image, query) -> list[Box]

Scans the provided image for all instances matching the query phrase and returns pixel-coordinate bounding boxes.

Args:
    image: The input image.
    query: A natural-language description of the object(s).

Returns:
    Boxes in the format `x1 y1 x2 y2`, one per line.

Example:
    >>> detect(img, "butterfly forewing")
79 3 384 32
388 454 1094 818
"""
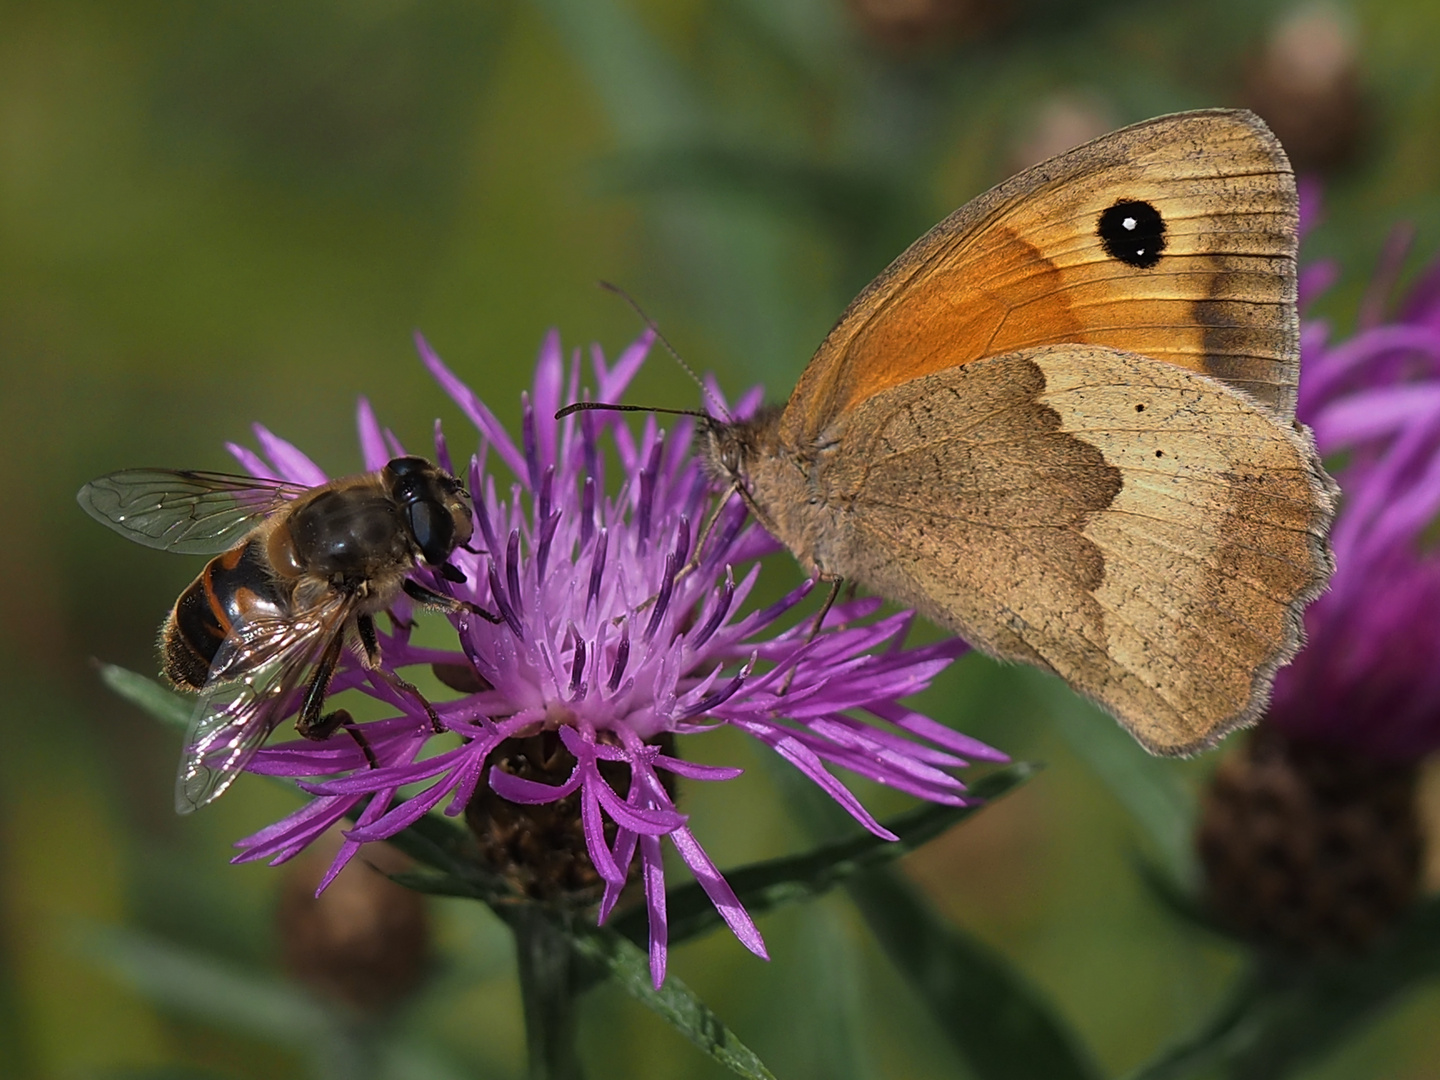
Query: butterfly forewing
176 593 351 813
78 469 307 555
783 110 1299 445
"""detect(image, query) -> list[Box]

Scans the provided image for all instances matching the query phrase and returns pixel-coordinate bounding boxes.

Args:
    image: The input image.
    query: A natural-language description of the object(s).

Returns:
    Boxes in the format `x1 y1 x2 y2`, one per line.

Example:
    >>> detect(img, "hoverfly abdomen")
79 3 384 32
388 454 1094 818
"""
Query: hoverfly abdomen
162 537 289 690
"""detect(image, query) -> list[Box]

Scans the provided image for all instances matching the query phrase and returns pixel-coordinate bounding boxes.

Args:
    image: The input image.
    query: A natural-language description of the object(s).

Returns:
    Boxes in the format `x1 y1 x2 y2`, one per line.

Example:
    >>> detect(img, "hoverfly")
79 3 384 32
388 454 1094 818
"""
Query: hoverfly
79 457 491 812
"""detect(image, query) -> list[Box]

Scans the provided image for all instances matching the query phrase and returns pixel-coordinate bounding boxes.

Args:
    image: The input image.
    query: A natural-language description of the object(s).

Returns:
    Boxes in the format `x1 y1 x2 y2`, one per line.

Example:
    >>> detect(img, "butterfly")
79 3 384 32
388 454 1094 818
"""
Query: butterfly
698 109 1337 755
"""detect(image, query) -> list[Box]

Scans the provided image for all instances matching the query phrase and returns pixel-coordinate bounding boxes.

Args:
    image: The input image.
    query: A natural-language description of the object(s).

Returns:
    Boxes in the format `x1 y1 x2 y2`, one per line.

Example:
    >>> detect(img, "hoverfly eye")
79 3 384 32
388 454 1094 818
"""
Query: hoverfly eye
407 501 455 565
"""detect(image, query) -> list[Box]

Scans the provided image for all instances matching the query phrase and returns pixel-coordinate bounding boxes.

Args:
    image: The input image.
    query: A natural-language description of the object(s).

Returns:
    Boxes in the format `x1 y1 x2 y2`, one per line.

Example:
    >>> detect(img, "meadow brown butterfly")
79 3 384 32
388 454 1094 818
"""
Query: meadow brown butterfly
694 109 1337 756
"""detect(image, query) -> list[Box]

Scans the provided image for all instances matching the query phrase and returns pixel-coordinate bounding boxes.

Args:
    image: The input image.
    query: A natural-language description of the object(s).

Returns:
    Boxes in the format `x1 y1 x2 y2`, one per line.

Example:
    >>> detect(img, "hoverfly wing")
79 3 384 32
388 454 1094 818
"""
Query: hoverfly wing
175 594 351 813
78 469 309 555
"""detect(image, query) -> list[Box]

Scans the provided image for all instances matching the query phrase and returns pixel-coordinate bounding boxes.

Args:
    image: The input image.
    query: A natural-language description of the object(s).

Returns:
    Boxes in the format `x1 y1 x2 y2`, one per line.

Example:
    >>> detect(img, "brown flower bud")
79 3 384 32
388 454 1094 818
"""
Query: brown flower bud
1244 3 1366 172
845 0 1015 55
277 831 430 1014
1197 727 1423 954
1008 91 1119 174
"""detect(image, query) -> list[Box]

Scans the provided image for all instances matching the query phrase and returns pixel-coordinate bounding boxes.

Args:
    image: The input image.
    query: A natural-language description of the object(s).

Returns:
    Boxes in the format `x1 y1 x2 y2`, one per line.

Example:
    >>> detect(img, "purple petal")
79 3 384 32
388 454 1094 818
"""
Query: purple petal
668 826 767 960
596 330 655 403
252 424 328 486
867 701 1009 762
226 442 279 480
416 332 528 481
1313 385 1440 449
653 756 745 782
356 397 389 471
532 329 563 480
741 722 897 840
490 767 582 803
641 834 668 987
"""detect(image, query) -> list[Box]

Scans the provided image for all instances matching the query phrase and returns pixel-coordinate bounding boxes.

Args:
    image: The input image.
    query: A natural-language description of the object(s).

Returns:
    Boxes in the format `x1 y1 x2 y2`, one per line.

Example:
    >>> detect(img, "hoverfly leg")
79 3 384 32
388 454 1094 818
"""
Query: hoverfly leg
294 630 375 772
354 613 445 736
356 612 384 668
376 667 445 736
296 631 346 738
403 578 502 623
342 721 380 770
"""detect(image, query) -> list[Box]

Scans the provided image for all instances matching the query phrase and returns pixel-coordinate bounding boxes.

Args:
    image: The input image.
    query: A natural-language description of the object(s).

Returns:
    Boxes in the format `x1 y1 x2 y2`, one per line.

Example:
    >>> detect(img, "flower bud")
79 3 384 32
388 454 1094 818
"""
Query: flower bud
845 0 1014 55
277 831 430 1014
1245 3 1366 172
1197 728 1423 954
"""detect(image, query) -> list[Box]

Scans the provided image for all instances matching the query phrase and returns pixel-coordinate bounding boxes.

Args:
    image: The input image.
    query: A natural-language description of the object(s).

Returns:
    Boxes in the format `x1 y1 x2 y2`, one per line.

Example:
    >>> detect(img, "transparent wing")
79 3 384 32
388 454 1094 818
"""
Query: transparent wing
78 469 310 555
176 592 352 814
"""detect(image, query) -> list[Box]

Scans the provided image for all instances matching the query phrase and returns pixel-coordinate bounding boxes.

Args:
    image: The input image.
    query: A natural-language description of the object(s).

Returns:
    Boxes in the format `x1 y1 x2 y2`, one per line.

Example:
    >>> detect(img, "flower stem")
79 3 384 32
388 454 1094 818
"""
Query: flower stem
513 907 584 1080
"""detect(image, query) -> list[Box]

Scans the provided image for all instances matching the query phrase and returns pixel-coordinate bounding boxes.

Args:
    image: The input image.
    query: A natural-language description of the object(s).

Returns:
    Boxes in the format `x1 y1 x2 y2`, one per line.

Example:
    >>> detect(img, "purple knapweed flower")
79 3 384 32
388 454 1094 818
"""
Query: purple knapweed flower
228 330 1003 986
1268 195 1440 762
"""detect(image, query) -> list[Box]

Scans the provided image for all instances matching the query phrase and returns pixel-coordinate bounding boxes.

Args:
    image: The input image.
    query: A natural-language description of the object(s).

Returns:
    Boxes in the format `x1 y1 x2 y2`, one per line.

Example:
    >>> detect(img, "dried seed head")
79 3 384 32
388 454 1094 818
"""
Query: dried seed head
1198 727 1424 954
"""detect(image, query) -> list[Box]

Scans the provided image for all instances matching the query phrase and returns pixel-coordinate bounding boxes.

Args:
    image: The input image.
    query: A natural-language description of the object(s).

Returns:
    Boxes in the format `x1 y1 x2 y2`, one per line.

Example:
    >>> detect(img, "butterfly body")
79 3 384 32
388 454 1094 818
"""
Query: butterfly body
701 109 1337 755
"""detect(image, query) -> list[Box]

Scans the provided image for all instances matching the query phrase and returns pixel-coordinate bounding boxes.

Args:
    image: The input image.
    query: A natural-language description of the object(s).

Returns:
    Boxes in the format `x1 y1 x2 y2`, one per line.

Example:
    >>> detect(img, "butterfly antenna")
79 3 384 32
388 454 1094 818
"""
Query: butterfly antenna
555 401 711 422
599 281 732 422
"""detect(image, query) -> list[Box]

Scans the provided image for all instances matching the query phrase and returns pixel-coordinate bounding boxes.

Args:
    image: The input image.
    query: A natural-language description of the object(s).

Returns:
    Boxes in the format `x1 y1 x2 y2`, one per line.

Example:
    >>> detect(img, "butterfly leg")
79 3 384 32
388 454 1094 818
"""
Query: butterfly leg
778 576 844 695
293 631 379 769
671 482 743 588
637 485 743 617
403 578 503 623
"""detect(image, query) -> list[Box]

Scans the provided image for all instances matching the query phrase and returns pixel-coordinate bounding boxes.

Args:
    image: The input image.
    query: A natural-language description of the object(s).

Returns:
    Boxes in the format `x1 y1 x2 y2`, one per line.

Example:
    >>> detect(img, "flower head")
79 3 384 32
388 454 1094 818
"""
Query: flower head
230 330 1002 985
1263 228 1440 762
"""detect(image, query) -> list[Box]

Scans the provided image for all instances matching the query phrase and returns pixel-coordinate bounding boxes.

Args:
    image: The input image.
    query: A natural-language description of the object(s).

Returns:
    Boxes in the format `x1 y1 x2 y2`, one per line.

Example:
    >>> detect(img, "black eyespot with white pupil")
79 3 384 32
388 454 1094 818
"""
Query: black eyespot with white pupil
1098 199 1166 269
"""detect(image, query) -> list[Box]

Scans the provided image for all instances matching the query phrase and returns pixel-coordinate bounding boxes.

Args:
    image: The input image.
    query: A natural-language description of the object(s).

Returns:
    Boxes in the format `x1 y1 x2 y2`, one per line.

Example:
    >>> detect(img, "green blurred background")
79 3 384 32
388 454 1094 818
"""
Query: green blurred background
4 1 1440 1077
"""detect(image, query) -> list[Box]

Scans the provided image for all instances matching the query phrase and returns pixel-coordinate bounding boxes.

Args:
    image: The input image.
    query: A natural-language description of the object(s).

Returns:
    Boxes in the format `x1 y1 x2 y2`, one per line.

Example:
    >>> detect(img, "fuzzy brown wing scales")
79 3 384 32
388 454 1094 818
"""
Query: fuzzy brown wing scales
817 346 1334 754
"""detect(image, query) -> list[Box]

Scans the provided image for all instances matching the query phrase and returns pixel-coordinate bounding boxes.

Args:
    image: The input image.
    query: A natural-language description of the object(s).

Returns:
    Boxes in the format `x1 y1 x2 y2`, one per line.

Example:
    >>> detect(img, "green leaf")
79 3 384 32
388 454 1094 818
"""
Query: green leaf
759 758 1097 1080
1130 853 1221 935
81 924 329 1045
379 807 517 908
612 762 1037 949
601 145 916 255
1129 895 1440 1080
567 922 778 1080
848 869 1102 1080
90 1069 235 1080
1045 682 1198 886
97 663 191 731
532 0 700 143
384 814 773 1078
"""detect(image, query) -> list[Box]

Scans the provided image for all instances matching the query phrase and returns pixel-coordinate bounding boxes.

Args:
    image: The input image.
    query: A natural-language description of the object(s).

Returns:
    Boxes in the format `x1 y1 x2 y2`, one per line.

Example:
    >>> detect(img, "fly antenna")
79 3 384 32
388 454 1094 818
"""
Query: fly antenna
599 281 732 423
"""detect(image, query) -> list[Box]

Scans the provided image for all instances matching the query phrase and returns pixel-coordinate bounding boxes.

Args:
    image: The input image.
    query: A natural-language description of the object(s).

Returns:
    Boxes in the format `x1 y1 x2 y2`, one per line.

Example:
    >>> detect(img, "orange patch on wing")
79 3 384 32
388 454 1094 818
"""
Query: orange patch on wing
835 227 1086 415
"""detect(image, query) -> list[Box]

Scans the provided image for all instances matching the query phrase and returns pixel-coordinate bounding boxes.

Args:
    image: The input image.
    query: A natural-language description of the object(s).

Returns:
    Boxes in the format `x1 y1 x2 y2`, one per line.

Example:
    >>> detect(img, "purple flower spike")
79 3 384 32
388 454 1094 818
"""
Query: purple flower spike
1270 212 1440 762
227 331 999 988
